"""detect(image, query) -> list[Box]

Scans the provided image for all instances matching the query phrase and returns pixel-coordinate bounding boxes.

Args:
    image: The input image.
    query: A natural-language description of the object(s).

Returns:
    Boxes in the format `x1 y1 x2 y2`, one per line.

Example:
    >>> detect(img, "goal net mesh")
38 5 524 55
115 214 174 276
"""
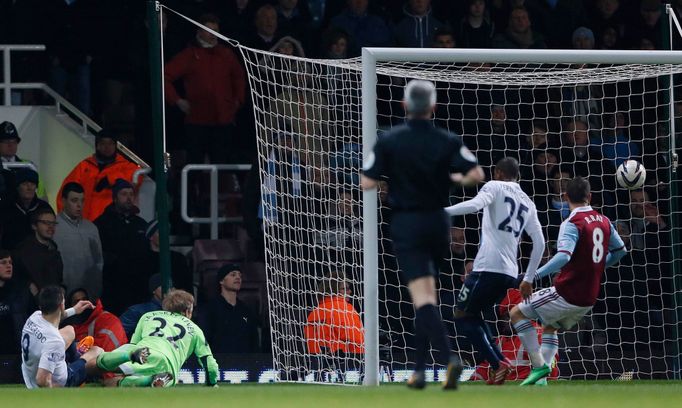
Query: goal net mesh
160 4 682 383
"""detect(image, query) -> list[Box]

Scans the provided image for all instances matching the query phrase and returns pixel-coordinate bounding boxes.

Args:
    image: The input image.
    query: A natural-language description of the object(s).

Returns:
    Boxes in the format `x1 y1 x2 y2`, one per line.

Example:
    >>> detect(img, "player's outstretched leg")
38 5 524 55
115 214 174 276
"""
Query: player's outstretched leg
96 345 150 372
510 306 549 386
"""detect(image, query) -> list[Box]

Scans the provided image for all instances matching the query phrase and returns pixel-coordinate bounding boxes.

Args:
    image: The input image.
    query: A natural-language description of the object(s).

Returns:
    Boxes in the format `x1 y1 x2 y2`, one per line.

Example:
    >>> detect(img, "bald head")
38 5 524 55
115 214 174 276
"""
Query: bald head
404 80 436 117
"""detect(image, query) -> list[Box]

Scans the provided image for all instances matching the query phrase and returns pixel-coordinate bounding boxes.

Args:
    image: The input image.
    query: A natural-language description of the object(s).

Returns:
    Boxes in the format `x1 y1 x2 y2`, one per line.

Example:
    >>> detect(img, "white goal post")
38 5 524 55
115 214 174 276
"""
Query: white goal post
361 48 682 386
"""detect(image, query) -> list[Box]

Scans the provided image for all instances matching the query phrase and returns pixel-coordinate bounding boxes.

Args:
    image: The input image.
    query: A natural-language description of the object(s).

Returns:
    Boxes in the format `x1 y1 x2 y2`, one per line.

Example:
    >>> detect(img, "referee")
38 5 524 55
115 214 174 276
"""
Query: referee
361 80 484 390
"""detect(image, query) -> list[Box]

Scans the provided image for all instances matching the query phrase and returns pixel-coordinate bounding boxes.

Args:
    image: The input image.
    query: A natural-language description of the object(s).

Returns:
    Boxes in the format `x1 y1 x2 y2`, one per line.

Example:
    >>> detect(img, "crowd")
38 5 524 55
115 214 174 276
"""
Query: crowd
0 0 679 378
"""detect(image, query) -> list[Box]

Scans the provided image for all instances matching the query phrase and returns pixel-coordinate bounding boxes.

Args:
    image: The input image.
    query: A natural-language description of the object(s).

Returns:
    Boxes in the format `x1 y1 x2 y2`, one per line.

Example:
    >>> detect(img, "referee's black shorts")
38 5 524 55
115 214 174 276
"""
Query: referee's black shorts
390 209 449 282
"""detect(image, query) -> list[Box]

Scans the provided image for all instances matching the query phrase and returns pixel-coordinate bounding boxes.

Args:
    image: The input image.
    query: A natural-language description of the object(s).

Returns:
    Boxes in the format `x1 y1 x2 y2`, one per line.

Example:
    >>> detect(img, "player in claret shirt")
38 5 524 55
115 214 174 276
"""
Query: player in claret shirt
509 177 627 386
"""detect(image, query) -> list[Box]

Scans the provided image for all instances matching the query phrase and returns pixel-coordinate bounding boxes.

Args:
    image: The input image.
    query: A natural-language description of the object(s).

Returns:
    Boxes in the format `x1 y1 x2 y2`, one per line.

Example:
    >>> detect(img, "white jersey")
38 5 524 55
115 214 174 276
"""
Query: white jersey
445 180 545 280
21 311 68 389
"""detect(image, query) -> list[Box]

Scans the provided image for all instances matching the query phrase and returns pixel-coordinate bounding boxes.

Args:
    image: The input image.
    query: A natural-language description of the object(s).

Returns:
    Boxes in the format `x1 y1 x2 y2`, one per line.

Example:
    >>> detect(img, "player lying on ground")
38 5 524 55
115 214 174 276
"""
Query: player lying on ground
21 285 104 388
445 157 545 385
94 289 219 387
510 177 627 386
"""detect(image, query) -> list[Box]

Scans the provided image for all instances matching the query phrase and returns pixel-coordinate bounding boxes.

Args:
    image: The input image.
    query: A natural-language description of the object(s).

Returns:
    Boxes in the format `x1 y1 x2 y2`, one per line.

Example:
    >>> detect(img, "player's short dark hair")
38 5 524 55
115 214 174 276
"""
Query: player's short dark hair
433 26 455 40
30 207 56 225
0 249 10 260
162 289 194 315
198 13 220 26
495 157 519 180
39 285 64 314
565 176 590 203
61 182 84 199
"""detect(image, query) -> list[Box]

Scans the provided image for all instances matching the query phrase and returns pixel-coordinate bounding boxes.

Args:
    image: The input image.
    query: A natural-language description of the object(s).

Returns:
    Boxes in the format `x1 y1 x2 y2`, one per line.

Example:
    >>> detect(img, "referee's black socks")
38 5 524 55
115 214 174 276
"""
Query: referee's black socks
414 304 453 372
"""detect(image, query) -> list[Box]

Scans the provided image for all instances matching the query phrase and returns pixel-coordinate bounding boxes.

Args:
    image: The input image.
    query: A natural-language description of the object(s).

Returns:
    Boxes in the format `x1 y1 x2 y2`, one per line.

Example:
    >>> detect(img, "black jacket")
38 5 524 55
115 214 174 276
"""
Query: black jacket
0 277 36 353
199 296 260 353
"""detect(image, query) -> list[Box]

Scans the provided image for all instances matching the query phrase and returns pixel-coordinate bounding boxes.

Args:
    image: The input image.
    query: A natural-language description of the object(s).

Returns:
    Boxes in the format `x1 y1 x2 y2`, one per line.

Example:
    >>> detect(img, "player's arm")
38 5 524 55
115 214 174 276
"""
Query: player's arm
360 138 386 191
605 223 627 268
444 182 495 216
35 368 55 388
535 222 579 280
519 210 546 298
449 142 484 187
193 327 220 386
36 341 64 388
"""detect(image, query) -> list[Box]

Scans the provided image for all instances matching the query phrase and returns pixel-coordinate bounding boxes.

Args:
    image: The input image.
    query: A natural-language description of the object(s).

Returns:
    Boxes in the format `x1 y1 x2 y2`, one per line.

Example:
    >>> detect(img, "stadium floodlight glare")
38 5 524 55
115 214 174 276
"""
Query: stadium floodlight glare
158 3 682 385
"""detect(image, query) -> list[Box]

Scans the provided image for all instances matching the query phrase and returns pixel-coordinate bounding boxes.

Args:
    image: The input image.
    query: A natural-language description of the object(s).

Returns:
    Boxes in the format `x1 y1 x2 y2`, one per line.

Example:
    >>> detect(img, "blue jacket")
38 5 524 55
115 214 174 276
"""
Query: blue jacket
331 10 392 56
119 298 162 338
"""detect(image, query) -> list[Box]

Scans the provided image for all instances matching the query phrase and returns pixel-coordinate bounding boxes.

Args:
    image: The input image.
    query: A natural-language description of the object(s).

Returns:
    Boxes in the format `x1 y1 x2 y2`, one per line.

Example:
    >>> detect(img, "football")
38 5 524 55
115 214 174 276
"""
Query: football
616 160 647 190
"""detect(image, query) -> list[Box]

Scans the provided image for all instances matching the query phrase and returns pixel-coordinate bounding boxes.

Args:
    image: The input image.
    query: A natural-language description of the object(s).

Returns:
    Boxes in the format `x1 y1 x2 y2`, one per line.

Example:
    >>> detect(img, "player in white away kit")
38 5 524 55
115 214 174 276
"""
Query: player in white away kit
510 177 626 386
445 158 545 385
21 286 105 388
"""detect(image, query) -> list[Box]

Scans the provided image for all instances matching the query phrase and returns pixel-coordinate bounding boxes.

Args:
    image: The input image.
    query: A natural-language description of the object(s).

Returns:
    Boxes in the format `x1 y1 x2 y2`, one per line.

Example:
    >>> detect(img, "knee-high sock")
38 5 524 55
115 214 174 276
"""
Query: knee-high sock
478 318 505 363
512 320 544 368
414 304 452 370
119 375 154 387
96 348 133 372
541 333 559 367
457 316 501 369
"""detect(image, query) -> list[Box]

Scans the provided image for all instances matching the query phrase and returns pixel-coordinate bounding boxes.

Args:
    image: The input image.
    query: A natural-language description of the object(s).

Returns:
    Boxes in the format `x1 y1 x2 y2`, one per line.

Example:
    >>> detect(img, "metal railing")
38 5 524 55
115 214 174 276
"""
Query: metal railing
181 164 251 239
1 45 45 105
1 161 38 173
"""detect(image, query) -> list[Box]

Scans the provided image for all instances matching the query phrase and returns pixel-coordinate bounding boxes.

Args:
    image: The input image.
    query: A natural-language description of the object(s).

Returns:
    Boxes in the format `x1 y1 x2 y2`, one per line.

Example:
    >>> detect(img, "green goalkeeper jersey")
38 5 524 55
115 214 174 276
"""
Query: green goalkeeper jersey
131 310 219 384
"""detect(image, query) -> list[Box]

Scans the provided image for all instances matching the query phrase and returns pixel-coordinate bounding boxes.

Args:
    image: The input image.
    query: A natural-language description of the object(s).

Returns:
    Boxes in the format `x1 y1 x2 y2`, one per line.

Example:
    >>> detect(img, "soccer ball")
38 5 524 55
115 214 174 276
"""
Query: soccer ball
616 160 646 190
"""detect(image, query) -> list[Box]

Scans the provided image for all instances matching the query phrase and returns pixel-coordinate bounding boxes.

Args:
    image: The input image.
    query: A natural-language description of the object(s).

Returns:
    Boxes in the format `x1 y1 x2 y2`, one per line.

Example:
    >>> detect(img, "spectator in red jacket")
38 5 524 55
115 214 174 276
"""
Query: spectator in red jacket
164 13 246 164
64 288 127 352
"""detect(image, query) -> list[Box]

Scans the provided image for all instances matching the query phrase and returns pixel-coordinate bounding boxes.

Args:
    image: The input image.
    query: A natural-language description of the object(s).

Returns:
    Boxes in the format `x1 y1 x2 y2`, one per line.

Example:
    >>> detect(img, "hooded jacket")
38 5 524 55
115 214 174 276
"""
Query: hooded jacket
393 5 445 48
70 299 128 352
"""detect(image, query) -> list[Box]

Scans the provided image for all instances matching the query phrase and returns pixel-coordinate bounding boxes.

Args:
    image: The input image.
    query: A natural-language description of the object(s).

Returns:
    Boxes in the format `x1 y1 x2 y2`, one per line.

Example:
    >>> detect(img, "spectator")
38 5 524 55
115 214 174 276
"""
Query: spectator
0 121 45 198
247 4 282 51
217 0 259 42
0 249 35 355
0 169 52 250
276 0 313 44
492 7 546 49
330 0 393 57
270 35 306 57
0 165 13 205
532 149 558 180
305 270 364 355
597 112 641 170
456 0 494 48
53 182 104 299
628 189 668 251
597 25 621 49
63 288 127 352
143 220 193 293
199 264 261 353
393 0 446 48
626 0 663 49
572 27 595 49
94 179 150 315
58 130 141 222
12 208 63 296
164 13 247 165
432 26 456 48
587 0 625 38
321 27 349 58
119 273 164 339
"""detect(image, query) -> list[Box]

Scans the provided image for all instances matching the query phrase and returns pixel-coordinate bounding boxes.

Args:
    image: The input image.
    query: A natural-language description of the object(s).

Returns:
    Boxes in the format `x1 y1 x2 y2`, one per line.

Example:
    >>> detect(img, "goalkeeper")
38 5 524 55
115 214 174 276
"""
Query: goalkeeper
95 289 219 387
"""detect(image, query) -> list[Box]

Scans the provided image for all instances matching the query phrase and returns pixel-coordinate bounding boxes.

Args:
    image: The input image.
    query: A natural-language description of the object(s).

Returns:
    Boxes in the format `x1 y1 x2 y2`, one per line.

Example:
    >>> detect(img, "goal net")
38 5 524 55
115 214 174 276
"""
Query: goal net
159 5 682 384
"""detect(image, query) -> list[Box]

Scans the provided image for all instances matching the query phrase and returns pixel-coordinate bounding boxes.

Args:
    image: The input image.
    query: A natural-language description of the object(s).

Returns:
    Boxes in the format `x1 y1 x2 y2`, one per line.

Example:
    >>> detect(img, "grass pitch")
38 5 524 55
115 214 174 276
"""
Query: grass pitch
1 381 681 408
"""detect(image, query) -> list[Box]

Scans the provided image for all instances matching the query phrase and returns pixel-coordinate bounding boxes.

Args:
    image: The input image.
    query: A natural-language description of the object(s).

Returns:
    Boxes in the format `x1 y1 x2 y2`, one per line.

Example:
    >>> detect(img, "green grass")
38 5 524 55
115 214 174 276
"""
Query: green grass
1 381 681 408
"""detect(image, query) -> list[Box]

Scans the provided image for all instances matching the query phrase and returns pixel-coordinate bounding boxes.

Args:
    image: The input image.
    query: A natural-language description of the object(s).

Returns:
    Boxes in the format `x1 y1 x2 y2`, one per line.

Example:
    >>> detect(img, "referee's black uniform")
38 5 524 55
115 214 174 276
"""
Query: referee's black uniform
363 119 478 282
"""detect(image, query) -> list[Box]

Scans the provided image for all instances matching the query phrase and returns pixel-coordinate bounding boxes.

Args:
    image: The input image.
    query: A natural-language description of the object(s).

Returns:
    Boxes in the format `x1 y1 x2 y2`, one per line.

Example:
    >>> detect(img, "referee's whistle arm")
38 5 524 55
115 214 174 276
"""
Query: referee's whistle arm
451 166 485 187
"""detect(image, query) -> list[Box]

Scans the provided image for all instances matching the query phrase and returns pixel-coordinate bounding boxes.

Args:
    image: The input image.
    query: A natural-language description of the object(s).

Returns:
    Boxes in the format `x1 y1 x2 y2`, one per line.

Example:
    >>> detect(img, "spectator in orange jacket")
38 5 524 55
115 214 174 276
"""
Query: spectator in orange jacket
64 288 128 352
305 270 364 355
57 130 141 222
164 13 246 164
472 288 559 382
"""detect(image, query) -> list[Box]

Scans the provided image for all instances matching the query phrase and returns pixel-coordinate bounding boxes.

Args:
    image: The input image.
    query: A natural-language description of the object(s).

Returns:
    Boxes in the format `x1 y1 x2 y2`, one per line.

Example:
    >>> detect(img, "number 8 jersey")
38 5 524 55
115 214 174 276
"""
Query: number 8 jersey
553 206 624 307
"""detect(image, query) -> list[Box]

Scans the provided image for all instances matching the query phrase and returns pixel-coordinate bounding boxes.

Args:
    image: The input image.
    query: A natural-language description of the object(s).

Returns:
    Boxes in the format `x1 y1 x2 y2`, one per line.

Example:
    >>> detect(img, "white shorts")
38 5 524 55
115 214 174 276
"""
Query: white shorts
517 286 592 330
